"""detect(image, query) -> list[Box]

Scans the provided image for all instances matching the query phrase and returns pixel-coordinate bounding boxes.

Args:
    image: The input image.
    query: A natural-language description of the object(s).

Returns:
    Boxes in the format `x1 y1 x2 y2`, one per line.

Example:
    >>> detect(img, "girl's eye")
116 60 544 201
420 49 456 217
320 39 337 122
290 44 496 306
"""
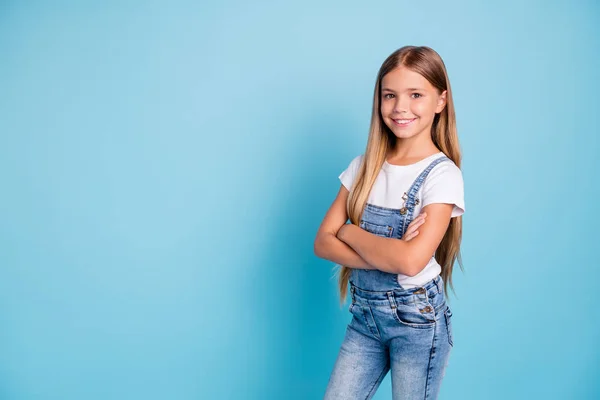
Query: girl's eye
383 93 421 99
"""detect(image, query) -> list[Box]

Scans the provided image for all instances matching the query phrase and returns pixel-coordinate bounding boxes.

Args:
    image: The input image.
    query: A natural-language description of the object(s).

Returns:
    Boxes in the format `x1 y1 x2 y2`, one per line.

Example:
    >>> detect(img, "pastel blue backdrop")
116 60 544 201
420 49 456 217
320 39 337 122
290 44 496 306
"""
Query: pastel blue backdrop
1 1 598 399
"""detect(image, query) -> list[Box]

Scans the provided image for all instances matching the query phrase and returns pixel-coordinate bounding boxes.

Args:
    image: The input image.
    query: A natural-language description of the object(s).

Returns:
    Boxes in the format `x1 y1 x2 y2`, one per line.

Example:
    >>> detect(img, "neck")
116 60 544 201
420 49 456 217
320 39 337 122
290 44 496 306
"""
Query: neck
389 132 439 160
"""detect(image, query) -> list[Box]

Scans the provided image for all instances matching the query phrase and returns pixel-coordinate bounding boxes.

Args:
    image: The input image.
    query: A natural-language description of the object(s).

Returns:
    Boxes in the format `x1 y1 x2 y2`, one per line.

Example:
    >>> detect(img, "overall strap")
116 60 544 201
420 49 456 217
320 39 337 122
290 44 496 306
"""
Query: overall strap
399 155 451 231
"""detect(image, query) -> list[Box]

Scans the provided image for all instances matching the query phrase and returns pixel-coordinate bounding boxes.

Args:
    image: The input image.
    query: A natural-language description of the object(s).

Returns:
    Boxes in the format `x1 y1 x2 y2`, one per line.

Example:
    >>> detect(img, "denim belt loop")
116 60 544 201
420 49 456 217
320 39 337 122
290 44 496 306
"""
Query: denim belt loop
386 291 397 310
350 285 356 304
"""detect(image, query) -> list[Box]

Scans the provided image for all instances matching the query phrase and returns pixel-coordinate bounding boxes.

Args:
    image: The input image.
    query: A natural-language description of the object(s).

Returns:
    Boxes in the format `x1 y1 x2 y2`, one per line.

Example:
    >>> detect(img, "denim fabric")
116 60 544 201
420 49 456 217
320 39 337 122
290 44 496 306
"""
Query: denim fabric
324 156 455 400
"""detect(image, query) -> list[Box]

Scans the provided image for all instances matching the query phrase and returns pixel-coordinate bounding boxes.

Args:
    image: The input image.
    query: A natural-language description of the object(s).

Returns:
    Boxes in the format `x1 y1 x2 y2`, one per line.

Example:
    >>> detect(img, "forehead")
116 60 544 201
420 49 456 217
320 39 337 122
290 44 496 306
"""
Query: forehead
381 66 434 91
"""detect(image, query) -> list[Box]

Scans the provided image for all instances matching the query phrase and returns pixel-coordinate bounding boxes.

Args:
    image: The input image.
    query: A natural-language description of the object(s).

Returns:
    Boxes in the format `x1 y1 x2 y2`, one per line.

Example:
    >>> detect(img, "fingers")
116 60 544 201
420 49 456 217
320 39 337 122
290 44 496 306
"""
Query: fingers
403 230 419 241
409 212 427 226
405 213 427 234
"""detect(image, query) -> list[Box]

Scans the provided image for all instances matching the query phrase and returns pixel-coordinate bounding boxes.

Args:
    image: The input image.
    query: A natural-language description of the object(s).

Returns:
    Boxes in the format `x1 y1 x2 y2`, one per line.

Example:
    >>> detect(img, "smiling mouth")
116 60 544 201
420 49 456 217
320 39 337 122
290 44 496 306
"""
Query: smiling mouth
392 118 416 127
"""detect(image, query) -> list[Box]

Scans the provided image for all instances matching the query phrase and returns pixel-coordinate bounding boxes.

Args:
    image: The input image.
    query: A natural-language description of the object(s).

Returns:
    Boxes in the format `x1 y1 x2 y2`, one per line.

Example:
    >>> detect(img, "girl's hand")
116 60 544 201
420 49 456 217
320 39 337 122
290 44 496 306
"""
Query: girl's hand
402 212 427 241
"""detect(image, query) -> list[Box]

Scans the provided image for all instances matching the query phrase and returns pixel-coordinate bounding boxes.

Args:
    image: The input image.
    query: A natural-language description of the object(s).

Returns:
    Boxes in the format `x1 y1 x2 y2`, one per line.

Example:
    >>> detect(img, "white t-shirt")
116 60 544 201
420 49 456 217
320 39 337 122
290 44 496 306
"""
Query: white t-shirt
338 151 465 288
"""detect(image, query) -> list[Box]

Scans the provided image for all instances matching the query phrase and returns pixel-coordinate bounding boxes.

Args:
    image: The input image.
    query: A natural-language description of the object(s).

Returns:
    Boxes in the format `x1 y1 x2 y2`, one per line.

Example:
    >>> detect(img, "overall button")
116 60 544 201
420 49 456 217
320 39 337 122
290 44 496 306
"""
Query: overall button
420 306 433 313
414 288 426 294
400 207 407 215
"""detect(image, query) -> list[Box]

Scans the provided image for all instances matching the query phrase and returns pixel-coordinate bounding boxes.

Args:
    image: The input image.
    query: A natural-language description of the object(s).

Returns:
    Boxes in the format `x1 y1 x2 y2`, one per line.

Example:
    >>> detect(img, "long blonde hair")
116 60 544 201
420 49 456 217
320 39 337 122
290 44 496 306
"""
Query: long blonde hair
338 46 464 304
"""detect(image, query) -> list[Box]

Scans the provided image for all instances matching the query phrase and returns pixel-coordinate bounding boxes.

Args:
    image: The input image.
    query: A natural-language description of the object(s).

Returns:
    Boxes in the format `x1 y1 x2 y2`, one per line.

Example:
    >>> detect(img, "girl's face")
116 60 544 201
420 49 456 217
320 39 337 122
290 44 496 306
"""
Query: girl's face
380 66 447 141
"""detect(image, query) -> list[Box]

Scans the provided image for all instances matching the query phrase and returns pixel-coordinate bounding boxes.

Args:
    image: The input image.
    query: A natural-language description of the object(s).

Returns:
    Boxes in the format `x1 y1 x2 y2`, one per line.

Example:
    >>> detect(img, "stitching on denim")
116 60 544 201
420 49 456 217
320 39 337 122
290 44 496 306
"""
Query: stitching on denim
400 156 450 234
362 306 381 339
405 157 450 223
392 307 436 329
423 317 438 399
433 276 442 294
362 220 394 237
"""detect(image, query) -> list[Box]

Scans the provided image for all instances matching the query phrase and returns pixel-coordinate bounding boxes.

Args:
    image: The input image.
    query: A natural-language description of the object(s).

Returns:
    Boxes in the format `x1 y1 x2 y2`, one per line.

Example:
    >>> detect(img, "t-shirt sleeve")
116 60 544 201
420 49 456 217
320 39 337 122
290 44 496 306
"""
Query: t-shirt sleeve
338 154 363 191
421 161 465 218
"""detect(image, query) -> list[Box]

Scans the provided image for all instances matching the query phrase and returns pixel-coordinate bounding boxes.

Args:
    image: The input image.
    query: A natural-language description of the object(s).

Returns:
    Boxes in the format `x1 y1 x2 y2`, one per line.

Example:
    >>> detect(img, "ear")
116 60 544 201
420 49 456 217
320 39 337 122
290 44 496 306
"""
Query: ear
435 90 447 114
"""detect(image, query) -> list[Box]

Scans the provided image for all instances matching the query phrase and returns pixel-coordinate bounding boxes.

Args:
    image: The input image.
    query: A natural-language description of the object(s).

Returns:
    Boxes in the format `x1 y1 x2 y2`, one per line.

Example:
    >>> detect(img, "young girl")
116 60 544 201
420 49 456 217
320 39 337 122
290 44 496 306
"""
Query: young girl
314 46 464 399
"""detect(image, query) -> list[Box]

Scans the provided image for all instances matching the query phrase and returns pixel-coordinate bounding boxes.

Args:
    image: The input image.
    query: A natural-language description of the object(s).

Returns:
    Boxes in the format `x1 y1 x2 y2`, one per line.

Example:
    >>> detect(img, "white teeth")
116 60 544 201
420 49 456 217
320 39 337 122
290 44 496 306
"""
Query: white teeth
395 119 414 123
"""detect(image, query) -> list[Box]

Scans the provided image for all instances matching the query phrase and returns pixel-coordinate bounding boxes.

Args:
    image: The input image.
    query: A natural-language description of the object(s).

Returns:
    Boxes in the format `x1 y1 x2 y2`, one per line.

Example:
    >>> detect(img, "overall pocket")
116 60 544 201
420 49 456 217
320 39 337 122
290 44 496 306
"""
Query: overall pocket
349 302 381 338
360 220 394 237
392 300 436 329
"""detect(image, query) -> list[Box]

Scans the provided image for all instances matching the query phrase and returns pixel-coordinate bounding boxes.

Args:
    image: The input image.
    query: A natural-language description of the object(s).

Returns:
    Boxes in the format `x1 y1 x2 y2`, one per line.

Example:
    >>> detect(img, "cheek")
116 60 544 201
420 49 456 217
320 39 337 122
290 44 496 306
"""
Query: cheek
380 103 392 116
412 101 435 117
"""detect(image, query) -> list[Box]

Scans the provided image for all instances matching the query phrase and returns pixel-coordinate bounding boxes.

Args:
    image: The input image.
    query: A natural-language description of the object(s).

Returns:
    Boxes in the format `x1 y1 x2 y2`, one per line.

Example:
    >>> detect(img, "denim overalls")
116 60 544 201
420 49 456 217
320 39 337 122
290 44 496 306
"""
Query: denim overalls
324 155 455 400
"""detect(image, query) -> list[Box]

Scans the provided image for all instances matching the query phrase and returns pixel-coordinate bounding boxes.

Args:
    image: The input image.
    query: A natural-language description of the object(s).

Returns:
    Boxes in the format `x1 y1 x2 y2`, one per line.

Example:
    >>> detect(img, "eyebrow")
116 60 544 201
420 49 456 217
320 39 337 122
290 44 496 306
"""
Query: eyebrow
381 87 425 92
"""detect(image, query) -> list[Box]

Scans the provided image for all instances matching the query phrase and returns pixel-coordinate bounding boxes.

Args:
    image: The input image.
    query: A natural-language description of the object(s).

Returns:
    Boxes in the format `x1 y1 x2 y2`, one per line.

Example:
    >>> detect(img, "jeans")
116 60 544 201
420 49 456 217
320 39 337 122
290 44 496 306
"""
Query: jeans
323 274 454 399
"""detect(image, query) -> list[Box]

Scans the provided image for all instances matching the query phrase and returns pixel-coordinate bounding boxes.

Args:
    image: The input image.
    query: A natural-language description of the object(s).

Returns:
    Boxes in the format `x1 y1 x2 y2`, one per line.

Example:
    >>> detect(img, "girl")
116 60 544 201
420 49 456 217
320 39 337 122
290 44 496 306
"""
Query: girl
314 46 465 400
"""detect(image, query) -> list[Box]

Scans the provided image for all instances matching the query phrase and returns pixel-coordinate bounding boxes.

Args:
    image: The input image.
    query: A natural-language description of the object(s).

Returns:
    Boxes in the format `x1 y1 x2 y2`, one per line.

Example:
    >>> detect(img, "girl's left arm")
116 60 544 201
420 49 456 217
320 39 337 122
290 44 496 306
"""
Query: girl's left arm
337 203 454 276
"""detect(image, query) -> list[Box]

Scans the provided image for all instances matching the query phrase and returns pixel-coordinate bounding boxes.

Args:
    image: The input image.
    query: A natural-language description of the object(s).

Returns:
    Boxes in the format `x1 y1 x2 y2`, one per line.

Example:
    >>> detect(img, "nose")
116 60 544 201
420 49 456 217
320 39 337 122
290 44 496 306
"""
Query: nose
393 95 410 114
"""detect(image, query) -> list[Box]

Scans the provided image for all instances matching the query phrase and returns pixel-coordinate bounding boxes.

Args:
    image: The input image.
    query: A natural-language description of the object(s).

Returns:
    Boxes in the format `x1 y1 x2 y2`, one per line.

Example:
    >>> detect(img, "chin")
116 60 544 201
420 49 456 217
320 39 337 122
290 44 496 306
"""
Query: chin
392 132 420 140
387 125 420 138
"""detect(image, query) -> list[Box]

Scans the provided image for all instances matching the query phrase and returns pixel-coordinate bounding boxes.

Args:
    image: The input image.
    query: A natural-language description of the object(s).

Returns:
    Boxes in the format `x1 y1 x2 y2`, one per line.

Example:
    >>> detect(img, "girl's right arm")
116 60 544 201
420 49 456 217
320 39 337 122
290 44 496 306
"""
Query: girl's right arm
313 184 376 269
314 184 426 269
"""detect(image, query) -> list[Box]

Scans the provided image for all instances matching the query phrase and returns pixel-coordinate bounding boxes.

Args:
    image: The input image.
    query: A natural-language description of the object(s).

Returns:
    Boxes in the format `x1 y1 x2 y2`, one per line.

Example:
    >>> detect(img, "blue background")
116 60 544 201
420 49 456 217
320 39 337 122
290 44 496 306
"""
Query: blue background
1 1 599 399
